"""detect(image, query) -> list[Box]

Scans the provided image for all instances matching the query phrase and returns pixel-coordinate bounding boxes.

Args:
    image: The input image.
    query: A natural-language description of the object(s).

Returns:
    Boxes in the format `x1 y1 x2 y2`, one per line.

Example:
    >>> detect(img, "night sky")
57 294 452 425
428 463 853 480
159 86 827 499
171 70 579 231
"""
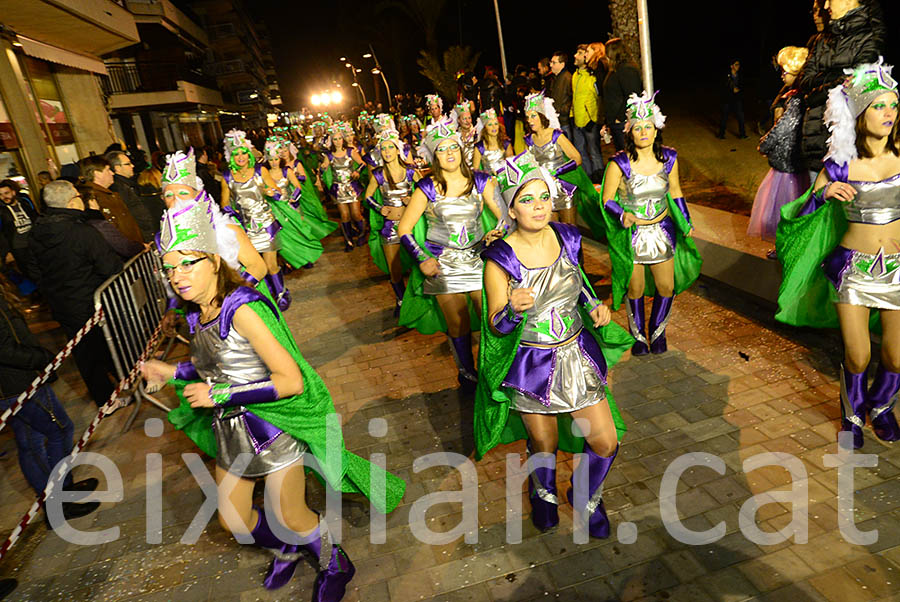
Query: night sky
259 0 900 113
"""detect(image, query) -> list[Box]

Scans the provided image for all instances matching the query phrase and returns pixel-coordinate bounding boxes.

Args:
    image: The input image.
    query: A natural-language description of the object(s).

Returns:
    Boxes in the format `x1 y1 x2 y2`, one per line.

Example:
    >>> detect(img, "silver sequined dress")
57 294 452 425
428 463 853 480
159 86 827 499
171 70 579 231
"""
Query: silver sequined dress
422 182 485 295
191 311 307 477
618 162 674 264
526 130 575 211
226 168 281 253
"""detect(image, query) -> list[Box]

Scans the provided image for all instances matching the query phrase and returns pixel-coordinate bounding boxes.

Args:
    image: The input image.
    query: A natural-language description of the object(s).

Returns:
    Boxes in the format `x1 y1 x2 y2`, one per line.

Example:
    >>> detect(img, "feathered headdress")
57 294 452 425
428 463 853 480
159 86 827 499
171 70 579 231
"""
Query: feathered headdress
376 126 405 154
625 90 666 132
373 113 396 134
162 149 203 191
524 92 560 130
223 129 254 163
825 57 898 166
475 108 499 139
495 151 558 207
425 94 443 111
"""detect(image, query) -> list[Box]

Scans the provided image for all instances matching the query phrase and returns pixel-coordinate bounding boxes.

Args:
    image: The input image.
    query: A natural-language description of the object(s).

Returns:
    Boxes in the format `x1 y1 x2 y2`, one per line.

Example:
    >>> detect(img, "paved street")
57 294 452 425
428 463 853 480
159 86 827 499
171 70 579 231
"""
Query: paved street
2 228 900 602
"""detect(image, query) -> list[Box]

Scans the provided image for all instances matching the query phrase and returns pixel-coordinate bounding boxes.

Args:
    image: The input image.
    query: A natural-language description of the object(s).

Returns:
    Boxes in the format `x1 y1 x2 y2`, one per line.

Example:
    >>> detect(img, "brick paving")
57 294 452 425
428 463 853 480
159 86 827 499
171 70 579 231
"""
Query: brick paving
2 228 900 602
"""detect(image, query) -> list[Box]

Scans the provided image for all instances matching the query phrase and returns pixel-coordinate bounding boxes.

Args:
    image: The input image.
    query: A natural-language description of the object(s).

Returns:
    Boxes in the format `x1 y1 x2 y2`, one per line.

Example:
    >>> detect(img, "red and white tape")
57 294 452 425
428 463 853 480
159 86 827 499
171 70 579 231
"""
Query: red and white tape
0 323 163 561
0 308 105 436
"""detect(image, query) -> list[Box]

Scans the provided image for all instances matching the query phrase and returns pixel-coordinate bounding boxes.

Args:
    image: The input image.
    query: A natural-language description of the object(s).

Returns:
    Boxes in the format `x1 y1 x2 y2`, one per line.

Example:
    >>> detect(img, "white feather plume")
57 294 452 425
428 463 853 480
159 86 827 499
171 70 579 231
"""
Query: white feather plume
824 84 857 167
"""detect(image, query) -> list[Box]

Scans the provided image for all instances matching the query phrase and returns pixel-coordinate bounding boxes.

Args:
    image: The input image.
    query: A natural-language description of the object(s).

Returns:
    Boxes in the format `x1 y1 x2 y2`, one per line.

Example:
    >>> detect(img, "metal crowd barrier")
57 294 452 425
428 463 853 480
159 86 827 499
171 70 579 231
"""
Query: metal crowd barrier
93 249 174 430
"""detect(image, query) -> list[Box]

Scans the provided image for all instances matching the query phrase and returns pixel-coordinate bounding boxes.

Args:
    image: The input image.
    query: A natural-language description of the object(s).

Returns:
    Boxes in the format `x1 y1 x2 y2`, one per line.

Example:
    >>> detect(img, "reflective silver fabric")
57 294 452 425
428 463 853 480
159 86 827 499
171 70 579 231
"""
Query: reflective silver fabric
837 247 900 310
228 172 280 253
507 249 605 414
379 172 413 244
460 130 477 167
331 154 358 204
479 146 507 175
527 136 573 211
845 175 900 224
632 222 674 264
618 167 669 221
191 315 306 477
528 136 569 174
422 185 485 294
422 244 484 294
424 186 485 249
517 252 584 346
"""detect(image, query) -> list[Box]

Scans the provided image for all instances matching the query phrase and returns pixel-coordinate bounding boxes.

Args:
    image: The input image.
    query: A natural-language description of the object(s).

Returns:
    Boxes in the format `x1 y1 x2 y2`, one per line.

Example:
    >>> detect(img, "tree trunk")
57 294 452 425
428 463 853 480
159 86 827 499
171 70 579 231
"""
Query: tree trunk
607 0 641 65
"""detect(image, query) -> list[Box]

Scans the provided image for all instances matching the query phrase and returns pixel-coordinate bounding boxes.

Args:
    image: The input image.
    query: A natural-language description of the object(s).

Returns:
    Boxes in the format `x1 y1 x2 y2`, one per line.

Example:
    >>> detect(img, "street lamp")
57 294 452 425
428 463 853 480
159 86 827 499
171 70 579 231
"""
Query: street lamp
363 45 392 110
340 58 367 104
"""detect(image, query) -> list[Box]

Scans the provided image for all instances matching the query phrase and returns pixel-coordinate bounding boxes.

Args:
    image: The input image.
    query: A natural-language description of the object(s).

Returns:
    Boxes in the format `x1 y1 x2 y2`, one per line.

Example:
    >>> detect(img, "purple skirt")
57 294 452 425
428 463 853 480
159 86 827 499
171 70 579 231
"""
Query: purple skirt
747 169 810 242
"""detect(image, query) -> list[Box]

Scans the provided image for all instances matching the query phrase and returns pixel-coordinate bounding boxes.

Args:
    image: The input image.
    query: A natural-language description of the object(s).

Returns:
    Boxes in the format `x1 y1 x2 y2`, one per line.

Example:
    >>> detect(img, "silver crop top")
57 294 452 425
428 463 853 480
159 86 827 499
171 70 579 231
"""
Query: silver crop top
846 174 900 225
424 187 484 249
617 167 670 221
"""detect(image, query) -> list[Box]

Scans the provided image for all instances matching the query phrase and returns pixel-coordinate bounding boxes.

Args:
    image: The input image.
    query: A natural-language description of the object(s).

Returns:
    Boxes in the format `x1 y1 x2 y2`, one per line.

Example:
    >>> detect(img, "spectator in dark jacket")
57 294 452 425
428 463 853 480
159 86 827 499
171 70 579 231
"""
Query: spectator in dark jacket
27 180 123 406
76 185 144 259
0 292 99 523
196 146 222 205
0 180 39 282
602 38 643 152
717 59 747 139
80 156 144 245
549 51 574 140
480 66 504 117
105 150 154 242
797 0 886 176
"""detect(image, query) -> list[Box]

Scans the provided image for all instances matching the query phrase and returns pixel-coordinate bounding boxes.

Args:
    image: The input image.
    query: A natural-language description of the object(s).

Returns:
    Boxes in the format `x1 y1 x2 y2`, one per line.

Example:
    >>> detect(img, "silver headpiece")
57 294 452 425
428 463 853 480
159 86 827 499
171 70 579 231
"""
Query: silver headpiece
162 149 203 191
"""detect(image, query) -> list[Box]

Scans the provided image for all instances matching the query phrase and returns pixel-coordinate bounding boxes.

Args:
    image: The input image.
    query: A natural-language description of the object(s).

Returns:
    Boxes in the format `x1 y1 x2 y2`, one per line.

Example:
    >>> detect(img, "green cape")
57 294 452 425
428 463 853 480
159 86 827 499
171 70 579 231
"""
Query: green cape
167 298 406 514
563 166 607 243
775 187 881 331
474 269 632 459
269 199 324 268
599 166 703 310
368 184 417 276
293 173 337 239
398 205 498 335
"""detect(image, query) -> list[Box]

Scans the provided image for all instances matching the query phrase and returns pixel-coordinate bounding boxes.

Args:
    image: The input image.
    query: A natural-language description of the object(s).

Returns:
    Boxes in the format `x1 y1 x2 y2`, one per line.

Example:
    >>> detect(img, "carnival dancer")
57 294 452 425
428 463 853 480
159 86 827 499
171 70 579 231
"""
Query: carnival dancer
473 108 514 176
747 47 811 257
475 151 631 535
222 130 320 311
452 101 478 168
425 94 445 126
320 124 367 251
523 92 591 228
403 115 424 150
266 135 336 241
142 201 405 599
396 118 505 390
363 125 420 315
776 58 900 449
600 91 701 356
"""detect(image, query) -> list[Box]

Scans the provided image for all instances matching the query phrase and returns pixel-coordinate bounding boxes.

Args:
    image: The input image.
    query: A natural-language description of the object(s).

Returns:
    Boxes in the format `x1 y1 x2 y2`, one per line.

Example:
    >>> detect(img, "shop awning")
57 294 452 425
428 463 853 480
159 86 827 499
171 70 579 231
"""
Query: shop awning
18 37 108 75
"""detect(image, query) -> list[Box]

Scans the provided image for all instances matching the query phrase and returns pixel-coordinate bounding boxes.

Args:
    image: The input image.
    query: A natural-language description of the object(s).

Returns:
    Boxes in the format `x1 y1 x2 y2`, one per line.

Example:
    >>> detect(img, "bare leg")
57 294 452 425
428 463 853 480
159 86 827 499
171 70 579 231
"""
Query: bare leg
436 292 476 386
215 465 257 537
836 302 872 448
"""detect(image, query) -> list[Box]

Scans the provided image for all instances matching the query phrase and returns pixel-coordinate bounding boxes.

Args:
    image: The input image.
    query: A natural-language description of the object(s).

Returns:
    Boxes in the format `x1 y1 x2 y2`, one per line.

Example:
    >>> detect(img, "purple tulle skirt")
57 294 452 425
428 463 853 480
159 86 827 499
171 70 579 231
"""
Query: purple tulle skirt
747 169 810 241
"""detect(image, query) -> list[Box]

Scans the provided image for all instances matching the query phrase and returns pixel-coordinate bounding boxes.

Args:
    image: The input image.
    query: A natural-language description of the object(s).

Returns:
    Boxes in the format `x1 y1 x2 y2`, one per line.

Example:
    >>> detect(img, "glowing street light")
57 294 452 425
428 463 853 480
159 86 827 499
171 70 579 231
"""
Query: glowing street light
362 53 372 58
311 94 321 106
331 91 342 103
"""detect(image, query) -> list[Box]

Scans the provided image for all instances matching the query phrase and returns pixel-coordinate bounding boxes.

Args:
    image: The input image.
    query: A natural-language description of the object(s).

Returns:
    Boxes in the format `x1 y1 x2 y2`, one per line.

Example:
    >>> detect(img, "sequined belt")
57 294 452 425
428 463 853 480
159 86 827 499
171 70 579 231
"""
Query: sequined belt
520 328 582 349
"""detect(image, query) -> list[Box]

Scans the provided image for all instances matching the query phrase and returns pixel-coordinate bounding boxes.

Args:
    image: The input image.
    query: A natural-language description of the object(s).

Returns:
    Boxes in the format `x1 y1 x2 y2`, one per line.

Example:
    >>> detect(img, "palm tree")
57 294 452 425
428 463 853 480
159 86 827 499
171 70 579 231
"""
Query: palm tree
416 46 481 99
607 0 641 63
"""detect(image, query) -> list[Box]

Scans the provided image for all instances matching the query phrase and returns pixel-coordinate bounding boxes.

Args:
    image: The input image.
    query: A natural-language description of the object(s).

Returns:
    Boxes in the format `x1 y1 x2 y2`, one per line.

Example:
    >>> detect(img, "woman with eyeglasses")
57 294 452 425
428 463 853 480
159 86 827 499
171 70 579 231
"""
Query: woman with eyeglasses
142 199 405 600
396 118 505 391
363 126 420 316
319 123 367 251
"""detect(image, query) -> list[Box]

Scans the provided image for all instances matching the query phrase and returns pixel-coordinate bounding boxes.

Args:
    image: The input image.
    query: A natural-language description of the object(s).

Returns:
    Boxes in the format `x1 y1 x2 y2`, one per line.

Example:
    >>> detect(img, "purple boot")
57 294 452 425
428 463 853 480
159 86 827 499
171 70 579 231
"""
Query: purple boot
353 219 367 247
840 365 868 450
626 297 649 356
390 281 405 317
527 442 559 531
249 506 303 590
339 221 354 252
867 366 900 442
448 333 477 392
306 519 356 602
570 443 618 539
266 270 292 311
648 294 673 354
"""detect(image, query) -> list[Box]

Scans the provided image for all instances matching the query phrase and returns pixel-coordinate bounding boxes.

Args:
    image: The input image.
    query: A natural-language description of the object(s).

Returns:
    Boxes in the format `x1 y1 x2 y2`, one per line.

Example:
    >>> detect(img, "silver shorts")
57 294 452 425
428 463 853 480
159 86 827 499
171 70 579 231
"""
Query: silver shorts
632 222 674 265
214 409 307 478
831 247 900 311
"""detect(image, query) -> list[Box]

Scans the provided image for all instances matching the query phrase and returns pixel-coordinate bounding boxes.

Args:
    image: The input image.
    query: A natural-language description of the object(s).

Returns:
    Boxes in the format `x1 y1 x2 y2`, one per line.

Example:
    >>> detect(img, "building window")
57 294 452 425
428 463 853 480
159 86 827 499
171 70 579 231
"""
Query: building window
0 94 29 192
19 57 78 167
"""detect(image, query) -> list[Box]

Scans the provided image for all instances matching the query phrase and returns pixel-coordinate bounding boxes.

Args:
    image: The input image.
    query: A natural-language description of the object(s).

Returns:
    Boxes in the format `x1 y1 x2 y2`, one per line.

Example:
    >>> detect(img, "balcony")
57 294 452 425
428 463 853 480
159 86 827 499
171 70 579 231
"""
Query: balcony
125 0 208 48
100 61 223 109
